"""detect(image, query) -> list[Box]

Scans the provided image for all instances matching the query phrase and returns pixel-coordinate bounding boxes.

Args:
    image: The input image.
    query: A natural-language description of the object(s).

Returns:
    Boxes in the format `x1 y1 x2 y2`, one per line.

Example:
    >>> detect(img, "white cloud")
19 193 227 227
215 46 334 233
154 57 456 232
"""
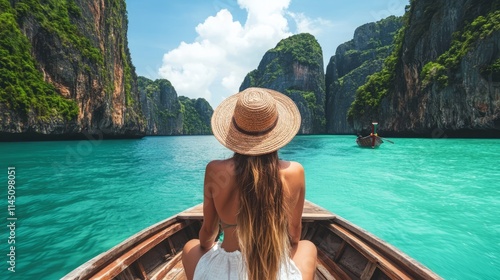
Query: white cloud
158 0 331 108
288 12 333 35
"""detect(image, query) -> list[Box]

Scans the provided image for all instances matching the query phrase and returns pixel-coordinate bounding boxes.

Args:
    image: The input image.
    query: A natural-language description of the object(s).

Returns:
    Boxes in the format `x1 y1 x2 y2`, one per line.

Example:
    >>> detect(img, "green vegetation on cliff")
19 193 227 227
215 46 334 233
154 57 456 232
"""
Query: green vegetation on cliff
0 0 78 120
271 33 322 67
139 77 179 119
178 97 212 135
138 76 213 135
243 70 259 88
108 0 135 106
422 9 500 87
481 58 500 82
349 2 500 121
139 76 171 98
302 90 317 111
347 22 405 120
240 33 325 133
15 0 103 64
249 33 323 87
0 0 137 121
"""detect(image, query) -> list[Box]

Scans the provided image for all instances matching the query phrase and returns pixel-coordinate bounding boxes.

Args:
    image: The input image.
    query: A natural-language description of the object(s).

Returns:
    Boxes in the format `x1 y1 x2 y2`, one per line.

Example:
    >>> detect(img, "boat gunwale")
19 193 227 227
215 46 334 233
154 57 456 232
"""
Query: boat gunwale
61 204 201 280
329 215 441 279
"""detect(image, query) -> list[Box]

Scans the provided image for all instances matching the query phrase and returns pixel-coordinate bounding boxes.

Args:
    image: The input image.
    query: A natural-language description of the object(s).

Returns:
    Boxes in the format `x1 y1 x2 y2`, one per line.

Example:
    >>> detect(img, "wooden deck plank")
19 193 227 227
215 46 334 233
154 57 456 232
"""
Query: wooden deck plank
330 223 412 280
317 249 352 280
315 257 338 280
150 252 183 280
161 256 186 280
177 200 335 220
302 200 336 220
92 222 186 279
177 204 203 219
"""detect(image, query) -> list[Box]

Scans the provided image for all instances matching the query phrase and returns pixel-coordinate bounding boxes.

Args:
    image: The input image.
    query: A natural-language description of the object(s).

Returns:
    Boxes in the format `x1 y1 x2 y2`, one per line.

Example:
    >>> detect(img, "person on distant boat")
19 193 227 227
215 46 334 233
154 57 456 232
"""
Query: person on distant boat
182 87 317 280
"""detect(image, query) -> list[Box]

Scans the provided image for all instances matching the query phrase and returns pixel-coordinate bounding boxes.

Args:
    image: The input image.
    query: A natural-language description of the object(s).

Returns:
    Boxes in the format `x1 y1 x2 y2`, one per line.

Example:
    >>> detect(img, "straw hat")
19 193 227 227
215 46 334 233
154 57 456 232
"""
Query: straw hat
211 87 301 156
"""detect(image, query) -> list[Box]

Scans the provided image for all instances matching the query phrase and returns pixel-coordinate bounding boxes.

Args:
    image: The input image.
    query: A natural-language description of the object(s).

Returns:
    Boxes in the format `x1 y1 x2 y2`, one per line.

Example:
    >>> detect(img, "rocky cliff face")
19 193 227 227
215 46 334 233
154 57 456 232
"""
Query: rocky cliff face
325 16 402 134
240 33 326 134
0 0 144 140
138 77 213 135
178 96 213 135
351 0 500 137
138 77 182 135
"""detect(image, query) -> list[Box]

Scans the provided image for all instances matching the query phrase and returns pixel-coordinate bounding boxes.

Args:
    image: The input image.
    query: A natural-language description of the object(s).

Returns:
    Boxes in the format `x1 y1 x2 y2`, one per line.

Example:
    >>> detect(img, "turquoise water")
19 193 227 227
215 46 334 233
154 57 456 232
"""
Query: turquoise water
1 135 499 280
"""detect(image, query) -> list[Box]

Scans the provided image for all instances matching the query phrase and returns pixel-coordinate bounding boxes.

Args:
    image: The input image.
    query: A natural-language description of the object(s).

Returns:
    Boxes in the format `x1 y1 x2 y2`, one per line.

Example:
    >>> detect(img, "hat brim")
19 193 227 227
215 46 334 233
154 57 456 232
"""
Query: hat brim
211 88 301 156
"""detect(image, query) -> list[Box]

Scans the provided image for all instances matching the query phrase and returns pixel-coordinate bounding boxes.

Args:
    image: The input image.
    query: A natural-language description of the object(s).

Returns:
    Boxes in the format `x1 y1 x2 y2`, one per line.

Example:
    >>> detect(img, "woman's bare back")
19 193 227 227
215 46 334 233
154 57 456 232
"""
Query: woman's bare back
182 158 316 280
205 158 306 252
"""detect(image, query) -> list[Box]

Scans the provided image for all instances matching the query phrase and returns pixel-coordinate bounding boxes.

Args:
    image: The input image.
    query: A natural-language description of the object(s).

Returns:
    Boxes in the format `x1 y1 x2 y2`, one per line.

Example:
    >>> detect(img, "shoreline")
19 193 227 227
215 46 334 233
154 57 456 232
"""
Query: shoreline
2 129 500 142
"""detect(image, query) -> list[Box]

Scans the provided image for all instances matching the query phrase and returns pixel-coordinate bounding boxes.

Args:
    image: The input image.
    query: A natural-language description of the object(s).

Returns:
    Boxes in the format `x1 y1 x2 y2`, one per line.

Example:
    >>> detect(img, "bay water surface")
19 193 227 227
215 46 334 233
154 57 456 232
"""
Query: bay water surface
1 135 499 279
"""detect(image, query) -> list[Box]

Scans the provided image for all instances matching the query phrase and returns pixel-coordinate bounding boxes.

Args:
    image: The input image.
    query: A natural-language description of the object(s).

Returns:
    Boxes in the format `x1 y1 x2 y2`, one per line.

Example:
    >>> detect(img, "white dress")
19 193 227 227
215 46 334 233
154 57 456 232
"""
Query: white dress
193 242 302 280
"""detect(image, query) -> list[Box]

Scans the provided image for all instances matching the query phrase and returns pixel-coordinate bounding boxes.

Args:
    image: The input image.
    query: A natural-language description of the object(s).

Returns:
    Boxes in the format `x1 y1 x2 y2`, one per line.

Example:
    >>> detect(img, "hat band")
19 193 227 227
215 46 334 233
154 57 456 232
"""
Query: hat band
232 117 279 136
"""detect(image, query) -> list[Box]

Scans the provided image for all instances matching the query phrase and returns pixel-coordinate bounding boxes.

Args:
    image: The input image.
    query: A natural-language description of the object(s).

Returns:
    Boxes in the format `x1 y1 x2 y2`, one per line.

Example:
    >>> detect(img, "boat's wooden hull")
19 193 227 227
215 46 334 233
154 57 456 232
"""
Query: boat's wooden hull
356 135 383 148
63 201 440 280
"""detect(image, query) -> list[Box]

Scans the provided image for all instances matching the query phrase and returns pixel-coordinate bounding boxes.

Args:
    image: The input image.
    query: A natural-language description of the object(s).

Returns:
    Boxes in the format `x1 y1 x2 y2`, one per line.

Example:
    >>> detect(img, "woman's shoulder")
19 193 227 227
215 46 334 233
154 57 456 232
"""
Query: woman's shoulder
279 160 303 170
279 160 304 177
206 158 234 171
279 160 305 194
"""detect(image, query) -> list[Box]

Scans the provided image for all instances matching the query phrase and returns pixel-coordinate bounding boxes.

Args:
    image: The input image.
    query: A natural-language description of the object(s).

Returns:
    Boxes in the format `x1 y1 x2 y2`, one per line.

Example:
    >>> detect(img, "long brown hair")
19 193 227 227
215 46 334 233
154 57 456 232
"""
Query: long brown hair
233 151 290 280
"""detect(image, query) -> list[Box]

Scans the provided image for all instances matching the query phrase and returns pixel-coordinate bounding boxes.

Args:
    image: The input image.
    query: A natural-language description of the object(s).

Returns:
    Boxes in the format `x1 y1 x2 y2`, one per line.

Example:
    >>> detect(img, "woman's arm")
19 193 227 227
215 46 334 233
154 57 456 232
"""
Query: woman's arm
198 161 220 250
287 162 305 246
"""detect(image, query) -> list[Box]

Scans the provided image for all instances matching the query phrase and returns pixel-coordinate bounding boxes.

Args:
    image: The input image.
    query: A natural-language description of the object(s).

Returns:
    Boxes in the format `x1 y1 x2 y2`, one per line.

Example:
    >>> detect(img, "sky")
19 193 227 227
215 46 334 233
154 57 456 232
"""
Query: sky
125 0 408 108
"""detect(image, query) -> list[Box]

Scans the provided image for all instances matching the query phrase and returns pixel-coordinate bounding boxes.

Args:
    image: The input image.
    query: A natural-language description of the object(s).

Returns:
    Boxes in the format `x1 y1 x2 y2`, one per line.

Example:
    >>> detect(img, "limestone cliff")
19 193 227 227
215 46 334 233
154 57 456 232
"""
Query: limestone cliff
240 33 326 134
0 0 144 140
325 16 402 134
138 77 212 135
349 0 500 137
138 77 182 135
178 97 213 135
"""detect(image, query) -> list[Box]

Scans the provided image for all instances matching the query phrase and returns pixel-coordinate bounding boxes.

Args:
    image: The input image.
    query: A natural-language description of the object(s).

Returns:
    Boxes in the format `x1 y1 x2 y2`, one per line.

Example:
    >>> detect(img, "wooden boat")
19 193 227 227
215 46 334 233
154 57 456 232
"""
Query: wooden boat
356 122 390 148
63 201 441 280
356 135 383 148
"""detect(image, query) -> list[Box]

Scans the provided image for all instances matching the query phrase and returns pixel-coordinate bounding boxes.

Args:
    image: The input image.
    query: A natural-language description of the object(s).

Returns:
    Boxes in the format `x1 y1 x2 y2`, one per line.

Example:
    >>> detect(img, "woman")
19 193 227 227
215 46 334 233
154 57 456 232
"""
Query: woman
182 87 317 280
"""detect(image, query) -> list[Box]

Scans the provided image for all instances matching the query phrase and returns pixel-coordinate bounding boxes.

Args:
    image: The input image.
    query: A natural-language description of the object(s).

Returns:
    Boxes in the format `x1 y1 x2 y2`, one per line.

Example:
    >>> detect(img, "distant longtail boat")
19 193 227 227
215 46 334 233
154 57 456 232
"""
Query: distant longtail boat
356 122 390 148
